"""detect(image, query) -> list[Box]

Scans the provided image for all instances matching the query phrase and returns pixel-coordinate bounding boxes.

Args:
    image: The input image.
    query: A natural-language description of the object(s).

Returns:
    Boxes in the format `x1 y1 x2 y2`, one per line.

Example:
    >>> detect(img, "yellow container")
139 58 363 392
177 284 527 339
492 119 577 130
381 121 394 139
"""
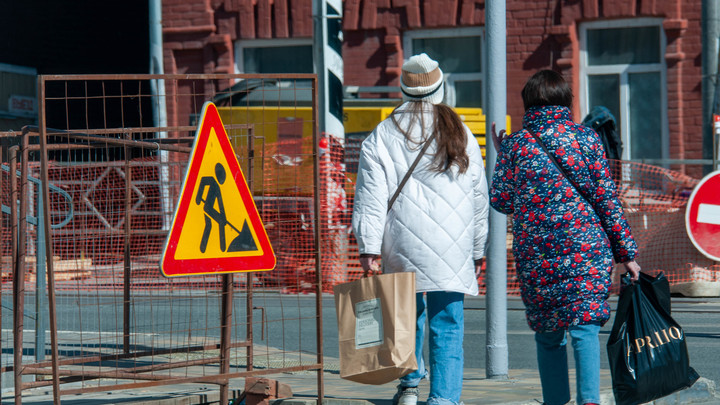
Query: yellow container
342 106 512 158
218 105 511 194
220 106 510 145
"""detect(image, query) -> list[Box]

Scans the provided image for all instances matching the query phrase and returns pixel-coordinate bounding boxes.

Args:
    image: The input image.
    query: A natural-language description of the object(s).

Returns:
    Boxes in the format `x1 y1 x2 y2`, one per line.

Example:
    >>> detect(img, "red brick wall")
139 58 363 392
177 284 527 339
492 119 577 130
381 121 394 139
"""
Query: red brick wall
162 0 705 168
669 1 703 170
504 0 703 173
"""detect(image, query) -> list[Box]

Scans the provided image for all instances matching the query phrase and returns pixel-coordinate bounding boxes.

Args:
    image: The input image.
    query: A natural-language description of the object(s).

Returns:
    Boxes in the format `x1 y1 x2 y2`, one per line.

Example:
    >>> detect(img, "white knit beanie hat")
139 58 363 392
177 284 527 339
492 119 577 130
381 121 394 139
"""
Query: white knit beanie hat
401 53 445 105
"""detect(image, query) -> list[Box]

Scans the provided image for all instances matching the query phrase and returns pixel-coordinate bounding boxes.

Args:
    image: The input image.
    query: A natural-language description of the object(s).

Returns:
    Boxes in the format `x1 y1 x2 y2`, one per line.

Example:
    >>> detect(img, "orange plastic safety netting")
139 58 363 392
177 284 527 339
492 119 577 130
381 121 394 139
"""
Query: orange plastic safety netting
477 159 718 296
337 157 719 296
3 142 717 296
252 136 355 293
606 160 719 292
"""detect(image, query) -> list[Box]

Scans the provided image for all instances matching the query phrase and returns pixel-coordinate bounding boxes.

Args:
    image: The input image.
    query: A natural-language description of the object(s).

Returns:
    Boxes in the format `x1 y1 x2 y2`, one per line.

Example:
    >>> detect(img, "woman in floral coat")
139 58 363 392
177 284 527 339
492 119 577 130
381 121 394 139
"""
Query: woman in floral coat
490 70 641 405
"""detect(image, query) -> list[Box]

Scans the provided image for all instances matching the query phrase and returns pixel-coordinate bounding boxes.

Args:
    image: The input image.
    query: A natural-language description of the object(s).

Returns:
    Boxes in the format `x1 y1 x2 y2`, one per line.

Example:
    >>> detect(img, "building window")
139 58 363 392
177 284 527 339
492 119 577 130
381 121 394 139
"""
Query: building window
580 19 667 160
403 27 484 108
235 39 313 74
232 39 314 157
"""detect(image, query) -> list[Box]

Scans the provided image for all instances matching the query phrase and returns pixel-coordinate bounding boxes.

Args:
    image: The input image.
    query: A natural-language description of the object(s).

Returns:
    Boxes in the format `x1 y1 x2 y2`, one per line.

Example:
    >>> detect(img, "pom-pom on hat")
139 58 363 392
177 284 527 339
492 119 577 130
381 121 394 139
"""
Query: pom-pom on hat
401 53 445 105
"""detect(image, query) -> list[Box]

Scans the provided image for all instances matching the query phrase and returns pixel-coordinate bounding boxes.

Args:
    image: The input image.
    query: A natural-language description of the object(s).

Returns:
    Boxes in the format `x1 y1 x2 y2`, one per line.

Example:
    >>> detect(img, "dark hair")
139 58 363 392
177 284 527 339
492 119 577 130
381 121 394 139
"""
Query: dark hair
521 70 573 110
390 102 469 174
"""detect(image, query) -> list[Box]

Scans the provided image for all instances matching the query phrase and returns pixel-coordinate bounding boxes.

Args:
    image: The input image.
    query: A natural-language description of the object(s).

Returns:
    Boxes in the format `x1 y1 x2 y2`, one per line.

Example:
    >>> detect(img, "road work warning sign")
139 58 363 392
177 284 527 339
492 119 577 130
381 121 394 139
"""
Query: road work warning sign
160 102 275 277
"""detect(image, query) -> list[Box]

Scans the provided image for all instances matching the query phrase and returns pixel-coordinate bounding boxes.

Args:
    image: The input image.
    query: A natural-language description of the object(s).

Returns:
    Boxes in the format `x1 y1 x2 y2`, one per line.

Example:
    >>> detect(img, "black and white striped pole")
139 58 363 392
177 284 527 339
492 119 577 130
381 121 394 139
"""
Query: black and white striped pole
313 0 344 145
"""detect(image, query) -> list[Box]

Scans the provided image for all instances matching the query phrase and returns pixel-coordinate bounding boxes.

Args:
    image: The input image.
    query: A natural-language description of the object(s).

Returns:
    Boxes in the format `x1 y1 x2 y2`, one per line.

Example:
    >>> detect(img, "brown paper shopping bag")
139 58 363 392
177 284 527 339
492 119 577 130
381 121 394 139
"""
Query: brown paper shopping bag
333 271 417 385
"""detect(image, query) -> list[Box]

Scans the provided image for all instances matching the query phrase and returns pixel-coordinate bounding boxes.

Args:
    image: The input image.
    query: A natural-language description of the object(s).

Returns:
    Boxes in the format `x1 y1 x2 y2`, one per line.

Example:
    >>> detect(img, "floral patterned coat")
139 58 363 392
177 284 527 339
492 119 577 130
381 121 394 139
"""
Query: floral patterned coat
490 105 638 332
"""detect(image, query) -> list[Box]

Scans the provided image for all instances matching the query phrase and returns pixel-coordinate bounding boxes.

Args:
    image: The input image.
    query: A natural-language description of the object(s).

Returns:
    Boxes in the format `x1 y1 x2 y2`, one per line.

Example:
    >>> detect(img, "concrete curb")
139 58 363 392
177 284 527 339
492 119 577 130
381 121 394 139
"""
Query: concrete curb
7 377 719 405
652 378 720 405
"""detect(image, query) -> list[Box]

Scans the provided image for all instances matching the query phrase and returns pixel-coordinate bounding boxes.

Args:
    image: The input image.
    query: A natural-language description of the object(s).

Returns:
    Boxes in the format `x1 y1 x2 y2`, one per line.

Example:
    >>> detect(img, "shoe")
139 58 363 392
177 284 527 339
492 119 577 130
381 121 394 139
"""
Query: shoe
392 385 420 405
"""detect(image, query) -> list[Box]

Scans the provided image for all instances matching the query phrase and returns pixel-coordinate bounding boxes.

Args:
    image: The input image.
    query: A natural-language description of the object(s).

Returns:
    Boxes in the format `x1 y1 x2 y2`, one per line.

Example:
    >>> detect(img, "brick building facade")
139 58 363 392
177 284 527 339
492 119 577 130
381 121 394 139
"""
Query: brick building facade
161 0 705 173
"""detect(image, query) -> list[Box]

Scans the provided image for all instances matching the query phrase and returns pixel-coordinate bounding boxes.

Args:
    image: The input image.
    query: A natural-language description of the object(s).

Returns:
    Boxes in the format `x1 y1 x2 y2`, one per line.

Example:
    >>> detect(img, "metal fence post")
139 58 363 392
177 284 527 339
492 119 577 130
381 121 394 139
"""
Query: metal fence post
35 186 47 363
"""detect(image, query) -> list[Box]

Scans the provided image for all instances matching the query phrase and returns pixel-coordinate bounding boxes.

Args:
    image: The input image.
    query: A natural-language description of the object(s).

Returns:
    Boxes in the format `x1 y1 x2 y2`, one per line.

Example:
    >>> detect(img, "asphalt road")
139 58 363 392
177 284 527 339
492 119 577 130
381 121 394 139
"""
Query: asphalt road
461 296 720 386
4 291 719 389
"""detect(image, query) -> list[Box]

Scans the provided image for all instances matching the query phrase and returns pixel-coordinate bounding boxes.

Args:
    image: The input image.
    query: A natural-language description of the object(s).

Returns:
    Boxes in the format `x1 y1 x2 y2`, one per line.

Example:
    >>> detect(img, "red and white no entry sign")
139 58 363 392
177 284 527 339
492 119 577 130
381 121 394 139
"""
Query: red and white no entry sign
685 170 720 261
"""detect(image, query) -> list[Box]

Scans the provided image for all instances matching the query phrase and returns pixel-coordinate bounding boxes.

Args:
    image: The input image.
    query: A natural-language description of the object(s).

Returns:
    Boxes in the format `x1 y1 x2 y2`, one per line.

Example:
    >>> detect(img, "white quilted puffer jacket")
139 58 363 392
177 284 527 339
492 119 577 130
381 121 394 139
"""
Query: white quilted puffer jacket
351 103 489 296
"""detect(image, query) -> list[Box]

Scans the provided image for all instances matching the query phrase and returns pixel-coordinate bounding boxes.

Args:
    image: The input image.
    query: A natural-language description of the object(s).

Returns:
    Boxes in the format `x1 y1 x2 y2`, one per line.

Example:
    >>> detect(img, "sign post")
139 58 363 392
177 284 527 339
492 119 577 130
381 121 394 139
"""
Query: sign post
714 114 720 170
160 102 275 277
685 170 720 261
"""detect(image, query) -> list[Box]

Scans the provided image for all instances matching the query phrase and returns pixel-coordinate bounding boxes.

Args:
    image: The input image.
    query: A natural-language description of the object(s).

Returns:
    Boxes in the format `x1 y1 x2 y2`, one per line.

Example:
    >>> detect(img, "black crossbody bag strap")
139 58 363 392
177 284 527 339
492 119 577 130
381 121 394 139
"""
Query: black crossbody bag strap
528 130 592 207
387 132 436 212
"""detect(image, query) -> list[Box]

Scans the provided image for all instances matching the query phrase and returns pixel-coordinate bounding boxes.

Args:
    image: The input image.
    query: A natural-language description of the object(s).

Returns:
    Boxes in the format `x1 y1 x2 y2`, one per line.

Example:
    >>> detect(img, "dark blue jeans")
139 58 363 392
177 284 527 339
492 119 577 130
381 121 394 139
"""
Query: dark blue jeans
535 323 601 405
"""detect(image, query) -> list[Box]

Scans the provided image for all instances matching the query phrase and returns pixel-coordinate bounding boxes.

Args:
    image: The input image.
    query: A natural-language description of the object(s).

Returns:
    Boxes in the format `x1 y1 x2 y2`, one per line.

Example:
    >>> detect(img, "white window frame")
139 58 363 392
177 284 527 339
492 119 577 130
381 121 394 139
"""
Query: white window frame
403 27 485 108
579 18 668 161
234 38 314 74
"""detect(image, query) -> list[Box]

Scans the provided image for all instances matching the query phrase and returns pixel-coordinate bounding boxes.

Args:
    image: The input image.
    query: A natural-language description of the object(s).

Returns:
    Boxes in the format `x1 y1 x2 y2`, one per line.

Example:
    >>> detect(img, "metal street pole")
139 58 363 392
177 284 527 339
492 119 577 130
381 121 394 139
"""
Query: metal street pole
702 0 720 171
149 0 171 230
484 0 509 379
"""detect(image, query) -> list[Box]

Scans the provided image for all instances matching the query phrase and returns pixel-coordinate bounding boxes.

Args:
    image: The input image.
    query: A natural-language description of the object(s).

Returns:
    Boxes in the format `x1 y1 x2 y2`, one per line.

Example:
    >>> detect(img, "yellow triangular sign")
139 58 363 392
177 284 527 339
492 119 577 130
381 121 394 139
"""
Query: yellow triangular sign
160 102 275 277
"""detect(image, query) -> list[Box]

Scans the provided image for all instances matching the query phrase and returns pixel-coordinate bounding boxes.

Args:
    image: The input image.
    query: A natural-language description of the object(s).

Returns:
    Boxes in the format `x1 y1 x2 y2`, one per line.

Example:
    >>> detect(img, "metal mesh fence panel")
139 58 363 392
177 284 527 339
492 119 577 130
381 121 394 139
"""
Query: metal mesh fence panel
1 74 325 401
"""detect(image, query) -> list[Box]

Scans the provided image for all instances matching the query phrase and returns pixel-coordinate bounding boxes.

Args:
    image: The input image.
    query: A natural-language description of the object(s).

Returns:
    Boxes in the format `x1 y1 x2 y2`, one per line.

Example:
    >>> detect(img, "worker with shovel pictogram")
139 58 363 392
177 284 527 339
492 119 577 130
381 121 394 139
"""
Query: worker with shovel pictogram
196 163 257 253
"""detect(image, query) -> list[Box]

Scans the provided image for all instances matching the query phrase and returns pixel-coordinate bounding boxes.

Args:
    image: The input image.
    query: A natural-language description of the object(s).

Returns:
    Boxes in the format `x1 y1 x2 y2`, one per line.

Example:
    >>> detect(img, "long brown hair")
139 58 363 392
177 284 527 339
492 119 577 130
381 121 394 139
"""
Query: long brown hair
390 102 469 174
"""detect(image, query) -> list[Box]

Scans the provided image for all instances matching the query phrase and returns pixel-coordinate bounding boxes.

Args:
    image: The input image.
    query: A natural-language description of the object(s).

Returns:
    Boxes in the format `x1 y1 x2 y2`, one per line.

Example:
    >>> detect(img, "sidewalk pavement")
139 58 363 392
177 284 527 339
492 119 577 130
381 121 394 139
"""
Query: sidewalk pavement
7 366 720 405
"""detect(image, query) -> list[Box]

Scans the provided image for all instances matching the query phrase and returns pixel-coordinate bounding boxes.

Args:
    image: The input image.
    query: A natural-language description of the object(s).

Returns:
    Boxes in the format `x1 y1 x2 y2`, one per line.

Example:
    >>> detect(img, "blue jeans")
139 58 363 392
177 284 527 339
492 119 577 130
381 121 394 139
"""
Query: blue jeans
400 291 465 405
535 323 601 405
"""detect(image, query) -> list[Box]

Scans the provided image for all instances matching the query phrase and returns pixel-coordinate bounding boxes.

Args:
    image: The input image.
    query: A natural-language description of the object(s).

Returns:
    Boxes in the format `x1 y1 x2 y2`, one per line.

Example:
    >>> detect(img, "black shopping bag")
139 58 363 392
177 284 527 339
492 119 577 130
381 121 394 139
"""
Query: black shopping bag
607 272 699 405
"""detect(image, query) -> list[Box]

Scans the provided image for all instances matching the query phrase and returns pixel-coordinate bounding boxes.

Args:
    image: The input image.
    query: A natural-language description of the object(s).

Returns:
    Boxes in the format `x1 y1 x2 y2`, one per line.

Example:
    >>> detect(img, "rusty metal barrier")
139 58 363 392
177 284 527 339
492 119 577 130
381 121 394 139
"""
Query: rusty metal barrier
1 74 325 404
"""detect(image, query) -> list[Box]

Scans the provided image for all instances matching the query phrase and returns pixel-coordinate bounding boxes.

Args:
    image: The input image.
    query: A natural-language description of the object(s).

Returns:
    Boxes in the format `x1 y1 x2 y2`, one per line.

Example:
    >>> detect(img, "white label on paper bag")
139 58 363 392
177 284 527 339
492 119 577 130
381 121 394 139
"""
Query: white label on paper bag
355 298 383 349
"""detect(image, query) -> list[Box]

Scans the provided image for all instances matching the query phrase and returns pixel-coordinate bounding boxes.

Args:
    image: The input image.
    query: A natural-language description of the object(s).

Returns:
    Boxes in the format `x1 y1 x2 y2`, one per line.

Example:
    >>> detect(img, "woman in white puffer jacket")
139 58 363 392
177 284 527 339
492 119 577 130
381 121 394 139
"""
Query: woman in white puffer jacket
351 53 489 405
